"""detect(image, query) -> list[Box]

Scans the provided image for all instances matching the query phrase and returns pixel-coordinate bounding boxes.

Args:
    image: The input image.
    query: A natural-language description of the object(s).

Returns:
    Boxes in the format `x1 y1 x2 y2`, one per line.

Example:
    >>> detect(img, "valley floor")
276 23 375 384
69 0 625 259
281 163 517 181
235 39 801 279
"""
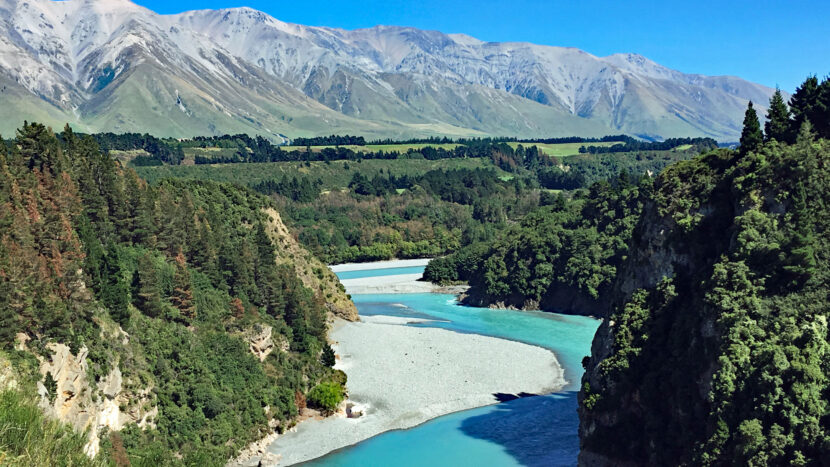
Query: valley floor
254 314 565 465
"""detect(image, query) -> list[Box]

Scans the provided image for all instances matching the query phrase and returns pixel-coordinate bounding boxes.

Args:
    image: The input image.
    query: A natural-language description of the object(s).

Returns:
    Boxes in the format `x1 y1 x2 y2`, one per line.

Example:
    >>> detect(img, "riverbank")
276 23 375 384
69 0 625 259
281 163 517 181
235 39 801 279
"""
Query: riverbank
253 315 566 465
332 258 469 295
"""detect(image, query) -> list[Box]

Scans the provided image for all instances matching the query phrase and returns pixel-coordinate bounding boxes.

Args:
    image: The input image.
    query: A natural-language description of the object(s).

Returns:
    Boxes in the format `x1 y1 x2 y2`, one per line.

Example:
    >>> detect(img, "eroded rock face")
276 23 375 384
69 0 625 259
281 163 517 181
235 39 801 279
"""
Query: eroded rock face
246 325 275 362
35 343 155 457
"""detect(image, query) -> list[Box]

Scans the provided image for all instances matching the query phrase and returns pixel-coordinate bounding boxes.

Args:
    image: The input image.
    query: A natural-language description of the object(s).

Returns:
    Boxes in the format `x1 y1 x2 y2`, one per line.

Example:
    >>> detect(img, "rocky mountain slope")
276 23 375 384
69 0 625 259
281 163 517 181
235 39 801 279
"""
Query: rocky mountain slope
0 0 775 139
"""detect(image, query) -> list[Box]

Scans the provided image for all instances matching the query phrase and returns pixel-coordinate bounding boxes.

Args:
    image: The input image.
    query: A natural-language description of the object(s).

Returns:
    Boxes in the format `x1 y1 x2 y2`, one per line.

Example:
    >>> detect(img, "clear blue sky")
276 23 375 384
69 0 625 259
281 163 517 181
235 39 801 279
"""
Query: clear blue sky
133 0 828 92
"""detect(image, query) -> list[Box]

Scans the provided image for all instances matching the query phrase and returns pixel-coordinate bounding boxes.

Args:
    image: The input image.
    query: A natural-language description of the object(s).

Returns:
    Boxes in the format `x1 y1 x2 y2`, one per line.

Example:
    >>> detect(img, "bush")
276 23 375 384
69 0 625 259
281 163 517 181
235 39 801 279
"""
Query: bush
306 382 344 414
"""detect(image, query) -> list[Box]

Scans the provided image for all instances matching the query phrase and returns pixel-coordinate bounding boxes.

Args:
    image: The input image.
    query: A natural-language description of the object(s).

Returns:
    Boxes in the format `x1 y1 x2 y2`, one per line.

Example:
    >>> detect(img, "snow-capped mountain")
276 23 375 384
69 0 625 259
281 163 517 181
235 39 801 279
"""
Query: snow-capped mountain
0 0 776 139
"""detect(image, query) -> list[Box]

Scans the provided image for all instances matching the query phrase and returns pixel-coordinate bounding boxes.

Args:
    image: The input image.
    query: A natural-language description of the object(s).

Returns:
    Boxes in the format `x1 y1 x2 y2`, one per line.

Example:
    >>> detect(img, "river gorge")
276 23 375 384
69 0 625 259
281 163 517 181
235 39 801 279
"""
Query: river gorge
263 262 600 466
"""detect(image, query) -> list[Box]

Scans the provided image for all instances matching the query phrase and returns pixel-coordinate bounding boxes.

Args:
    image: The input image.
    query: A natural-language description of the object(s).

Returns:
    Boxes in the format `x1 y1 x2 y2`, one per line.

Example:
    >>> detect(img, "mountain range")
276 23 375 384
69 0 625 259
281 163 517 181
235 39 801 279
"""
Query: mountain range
0 0 778 140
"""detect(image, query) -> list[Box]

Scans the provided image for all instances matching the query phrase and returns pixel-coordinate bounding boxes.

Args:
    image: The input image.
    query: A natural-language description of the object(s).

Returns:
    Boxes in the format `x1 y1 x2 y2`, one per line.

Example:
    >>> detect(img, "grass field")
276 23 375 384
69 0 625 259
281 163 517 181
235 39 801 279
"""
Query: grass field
507 141 622 157
134 157 507 190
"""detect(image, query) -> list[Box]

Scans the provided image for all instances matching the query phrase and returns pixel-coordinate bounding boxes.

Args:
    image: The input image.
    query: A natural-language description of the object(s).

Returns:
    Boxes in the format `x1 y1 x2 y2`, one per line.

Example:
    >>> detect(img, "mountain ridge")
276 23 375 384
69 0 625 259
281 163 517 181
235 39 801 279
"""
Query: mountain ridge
0 0 777 139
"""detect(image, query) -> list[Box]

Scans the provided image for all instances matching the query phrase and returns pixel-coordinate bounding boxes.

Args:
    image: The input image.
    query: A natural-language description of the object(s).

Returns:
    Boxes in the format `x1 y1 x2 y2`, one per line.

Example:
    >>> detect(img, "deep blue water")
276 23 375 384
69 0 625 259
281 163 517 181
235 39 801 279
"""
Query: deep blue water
309 268 600 466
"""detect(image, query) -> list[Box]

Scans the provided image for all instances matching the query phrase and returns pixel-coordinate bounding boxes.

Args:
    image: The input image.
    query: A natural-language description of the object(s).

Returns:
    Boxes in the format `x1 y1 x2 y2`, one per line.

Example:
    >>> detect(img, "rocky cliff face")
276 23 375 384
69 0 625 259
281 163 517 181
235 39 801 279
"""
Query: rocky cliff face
34 342 156 457
577 150 737 464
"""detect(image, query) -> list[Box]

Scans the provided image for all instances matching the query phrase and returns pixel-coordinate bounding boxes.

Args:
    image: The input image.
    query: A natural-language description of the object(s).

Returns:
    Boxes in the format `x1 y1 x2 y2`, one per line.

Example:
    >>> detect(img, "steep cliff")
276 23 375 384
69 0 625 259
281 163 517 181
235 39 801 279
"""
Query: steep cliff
578 135 829 464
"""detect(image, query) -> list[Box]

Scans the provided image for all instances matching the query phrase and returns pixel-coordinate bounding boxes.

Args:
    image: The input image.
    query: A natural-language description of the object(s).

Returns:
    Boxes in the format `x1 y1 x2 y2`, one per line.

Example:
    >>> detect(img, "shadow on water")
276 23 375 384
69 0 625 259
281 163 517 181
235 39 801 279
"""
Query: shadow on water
459 392 581 467
492 392 540 403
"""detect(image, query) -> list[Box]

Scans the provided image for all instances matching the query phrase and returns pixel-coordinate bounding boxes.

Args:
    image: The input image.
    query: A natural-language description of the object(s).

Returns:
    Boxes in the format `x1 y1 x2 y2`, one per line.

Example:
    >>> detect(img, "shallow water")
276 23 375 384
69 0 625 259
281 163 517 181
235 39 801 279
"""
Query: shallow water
335 266 427 280
305 267 600 466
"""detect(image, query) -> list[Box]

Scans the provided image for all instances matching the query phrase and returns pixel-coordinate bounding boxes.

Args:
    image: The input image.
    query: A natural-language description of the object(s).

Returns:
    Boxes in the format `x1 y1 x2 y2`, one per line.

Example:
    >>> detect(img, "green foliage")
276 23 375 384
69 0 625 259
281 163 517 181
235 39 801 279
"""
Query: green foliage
306 382 345 414
321 344 336 367
432 172 646 311
0 389 104 466
43 371 57 404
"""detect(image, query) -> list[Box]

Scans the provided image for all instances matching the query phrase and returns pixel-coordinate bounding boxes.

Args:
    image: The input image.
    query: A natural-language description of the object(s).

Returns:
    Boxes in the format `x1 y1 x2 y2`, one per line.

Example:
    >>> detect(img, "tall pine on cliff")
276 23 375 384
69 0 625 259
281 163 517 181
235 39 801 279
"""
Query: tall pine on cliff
739 101 763 155
765 88 791 142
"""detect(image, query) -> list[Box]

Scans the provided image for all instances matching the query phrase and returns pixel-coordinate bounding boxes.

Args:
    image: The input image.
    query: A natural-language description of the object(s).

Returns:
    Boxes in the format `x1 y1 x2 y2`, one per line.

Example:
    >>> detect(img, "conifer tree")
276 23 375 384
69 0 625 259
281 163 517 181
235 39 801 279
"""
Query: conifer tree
321 344 336 367
16 121 63 175
101 246 131 327
170 249 196 321
764 88 791 142
789 76 820 139
739 101 763 155
815 77 830 139
133 252 162 317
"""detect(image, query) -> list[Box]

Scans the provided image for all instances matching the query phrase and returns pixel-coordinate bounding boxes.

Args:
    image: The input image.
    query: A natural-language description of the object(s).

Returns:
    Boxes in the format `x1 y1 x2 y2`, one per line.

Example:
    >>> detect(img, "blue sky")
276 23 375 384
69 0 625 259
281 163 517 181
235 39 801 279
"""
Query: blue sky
133 0 828 92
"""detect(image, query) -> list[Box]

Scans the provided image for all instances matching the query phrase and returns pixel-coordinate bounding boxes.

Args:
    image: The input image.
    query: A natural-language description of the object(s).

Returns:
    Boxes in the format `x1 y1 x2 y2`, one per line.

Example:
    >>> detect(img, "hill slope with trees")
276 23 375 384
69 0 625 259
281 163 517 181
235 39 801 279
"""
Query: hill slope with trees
424 74 830 465
0 122 353 465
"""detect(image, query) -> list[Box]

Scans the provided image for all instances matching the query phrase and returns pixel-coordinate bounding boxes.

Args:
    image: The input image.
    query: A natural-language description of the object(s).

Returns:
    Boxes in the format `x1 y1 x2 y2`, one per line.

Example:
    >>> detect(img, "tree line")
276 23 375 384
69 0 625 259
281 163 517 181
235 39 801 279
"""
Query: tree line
579 136 718 154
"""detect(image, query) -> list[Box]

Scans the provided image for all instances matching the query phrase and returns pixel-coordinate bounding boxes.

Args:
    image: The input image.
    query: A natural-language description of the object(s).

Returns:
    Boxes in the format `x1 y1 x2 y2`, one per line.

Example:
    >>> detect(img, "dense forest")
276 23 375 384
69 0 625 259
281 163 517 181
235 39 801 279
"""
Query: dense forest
0 123 352 465
425 74 830 464
424 172 645 312
577 76 830 466
133 137 703 264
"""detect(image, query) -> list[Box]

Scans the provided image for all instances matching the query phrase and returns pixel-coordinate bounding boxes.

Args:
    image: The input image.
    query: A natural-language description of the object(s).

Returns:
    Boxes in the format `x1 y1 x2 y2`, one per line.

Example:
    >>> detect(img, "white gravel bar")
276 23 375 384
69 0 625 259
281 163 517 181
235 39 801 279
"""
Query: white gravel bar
259 315 566 465
329 258 432 272
339 273 440 294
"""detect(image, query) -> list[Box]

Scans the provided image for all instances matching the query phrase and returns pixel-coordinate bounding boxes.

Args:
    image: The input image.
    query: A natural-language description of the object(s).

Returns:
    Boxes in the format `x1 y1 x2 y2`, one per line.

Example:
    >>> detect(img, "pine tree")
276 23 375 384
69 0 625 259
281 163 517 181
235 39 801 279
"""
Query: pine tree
739 101 763 155
321 344 336 367
815 77 830 139
101 246 131 327
789 76 820 139
764 88 791 142
133 252 162 317
170 249 196 322
783 182 817 286
16 121 63 175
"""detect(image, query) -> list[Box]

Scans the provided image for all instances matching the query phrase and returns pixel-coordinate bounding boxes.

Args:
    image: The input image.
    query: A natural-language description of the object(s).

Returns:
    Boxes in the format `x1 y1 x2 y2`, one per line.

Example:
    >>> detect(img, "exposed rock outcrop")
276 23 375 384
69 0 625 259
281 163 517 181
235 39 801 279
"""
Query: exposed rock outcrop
245 324 275 362
35 343 155 458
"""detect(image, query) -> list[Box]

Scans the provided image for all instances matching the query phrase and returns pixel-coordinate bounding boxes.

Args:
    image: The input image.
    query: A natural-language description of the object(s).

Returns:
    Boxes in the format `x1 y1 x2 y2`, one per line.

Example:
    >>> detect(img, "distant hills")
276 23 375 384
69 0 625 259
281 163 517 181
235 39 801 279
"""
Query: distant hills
0 0 778 140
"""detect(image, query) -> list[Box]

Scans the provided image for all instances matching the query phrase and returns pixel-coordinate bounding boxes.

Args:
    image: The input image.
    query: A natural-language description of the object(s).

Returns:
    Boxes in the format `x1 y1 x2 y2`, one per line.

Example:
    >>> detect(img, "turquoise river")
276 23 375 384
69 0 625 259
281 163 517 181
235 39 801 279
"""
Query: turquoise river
305 266 600 466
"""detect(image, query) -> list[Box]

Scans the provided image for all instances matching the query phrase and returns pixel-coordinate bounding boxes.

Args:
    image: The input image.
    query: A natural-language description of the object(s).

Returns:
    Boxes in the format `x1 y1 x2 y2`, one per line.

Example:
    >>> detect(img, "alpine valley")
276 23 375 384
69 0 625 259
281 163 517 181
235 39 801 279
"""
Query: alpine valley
0 0 776 140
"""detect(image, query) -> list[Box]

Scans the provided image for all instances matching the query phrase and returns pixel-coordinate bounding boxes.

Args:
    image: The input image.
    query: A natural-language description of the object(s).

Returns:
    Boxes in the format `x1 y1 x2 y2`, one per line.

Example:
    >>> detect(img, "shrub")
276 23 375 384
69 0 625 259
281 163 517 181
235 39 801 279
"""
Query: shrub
306 382 344 414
